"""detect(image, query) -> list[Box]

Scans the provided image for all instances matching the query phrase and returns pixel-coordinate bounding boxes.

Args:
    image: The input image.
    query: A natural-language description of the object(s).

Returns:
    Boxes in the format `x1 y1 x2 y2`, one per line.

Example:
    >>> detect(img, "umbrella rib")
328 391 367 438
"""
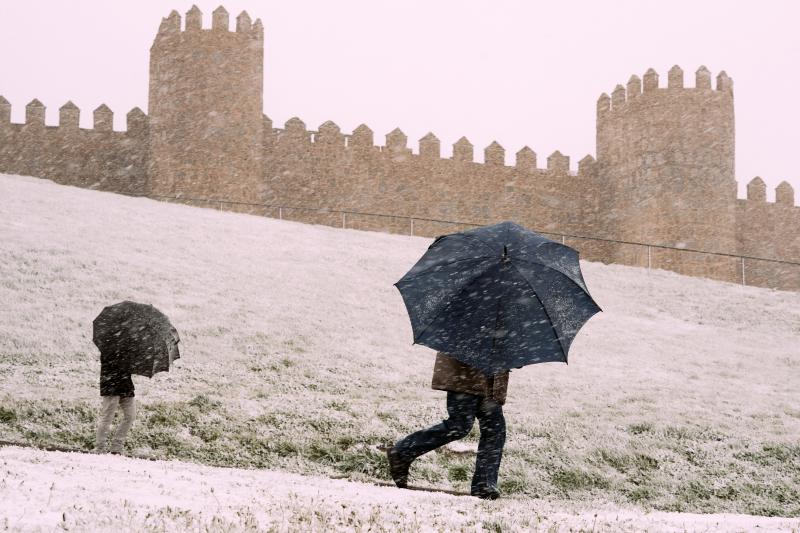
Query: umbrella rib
508 262 571 361
461 233 497 256
412 260 497 344
510 257 596 302
397 256 495 283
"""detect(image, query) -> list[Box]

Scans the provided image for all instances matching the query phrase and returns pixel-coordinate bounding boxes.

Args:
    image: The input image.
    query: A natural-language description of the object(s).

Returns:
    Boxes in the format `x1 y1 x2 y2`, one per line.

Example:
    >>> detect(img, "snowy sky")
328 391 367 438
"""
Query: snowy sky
0 1 798 200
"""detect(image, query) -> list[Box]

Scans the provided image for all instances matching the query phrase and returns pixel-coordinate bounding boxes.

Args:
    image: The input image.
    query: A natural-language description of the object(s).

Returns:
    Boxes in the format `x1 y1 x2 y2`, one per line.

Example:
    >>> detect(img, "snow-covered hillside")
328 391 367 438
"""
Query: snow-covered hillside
1 173 798 530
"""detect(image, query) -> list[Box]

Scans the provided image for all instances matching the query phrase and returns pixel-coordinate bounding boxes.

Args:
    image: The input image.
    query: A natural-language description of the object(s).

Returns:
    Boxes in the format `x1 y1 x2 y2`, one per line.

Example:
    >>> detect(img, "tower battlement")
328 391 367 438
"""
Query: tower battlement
155 6 263 39
597 66 733 120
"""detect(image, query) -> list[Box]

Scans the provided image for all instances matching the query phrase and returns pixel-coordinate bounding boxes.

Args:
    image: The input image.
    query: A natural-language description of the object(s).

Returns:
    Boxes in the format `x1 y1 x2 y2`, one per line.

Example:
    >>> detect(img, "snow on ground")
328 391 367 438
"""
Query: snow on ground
1 173 799 531
3 445 799 532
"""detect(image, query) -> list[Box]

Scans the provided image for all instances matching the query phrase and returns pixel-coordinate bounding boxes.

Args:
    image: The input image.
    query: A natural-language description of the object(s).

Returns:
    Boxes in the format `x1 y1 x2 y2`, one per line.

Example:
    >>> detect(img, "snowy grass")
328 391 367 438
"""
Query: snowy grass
1 173 799 519
4 445 800 533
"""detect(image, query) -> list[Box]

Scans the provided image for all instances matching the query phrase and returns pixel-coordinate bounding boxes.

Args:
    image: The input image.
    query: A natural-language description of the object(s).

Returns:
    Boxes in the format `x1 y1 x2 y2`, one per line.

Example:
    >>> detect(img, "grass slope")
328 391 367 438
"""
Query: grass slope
1 174 799 517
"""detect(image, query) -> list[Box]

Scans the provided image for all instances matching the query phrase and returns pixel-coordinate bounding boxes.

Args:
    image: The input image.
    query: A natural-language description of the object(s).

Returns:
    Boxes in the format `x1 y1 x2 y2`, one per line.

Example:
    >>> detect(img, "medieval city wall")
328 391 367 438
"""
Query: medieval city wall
0 98 147 195
260 116 594 243
1 6 799 291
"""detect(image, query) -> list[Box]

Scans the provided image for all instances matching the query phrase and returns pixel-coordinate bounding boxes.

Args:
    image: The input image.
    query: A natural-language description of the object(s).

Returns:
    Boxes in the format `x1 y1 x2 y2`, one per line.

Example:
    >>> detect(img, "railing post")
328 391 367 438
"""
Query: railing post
741 257 746 286
342 212 346 229
561 235 565 245
279 207 283 220
410 218 414 236
647 246 652 269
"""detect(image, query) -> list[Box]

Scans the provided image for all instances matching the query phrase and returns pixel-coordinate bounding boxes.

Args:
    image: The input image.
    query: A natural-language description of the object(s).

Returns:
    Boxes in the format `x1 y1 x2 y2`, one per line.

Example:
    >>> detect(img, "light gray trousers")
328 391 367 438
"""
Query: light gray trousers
95 396 136 452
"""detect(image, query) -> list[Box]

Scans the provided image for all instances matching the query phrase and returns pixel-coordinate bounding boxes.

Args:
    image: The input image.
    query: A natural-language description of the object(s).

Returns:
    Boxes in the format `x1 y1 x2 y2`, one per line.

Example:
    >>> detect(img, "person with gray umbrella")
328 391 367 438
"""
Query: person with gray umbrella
386 221 601 499
92 301 181 454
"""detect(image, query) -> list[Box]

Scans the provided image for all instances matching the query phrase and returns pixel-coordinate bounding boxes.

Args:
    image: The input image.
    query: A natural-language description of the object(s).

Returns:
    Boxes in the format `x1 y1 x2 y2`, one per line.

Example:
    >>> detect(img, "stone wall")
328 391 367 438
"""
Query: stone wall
0 98 147 195
0 6 799 291
261 117 588 240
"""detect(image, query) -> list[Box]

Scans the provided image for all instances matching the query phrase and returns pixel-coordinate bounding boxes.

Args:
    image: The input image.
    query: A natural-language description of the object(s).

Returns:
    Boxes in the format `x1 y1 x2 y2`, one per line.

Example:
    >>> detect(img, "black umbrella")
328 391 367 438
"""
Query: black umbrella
395 221 601 375
93 301 180 378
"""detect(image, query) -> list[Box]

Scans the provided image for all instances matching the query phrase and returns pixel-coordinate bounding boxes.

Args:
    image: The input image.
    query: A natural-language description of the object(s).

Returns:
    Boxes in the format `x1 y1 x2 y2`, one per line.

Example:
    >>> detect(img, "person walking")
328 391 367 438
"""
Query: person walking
92 301 182 455
386 351 509 499
94 347 137 454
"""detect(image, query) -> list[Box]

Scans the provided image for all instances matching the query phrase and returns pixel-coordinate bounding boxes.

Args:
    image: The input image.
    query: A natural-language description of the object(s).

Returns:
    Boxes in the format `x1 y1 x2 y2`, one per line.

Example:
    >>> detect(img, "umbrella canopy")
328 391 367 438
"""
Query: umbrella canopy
395 221 601 375
93 301 180 378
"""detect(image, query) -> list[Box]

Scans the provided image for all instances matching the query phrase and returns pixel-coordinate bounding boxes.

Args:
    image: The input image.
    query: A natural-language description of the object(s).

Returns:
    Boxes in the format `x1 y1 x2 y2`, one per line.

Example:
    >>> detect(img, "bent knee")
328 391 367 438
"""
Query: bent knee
445 416 475 439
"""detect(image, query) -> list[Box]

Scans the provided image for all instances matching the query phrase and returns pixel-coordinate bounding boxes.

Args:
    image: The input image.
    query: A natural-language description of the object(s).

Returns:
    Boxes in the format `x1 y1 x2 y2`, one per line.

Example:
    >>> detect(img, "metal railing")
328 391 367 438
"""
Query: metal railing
151 194 800 288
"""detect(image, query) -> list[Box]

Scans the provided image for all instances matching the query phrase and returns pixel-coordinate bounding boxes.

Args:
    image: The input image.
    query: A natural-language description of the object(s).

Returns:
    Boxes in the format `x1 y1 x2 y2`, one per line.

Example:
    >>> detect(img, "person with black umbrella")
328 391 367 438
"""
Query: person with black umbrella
92 301 181 454
387 352 509 499
387 221 601 499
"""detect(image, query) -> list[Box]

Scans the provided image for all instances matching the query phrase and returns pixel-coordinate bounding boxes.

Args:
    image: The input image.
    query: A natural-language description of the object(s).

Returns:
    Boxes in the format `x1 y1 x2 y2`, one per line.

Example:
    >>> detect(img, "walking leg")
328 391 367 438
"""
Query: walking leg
394 392 479 461
94 396 119 453
471 398 506 498
110 397 136 454
389 392 479 487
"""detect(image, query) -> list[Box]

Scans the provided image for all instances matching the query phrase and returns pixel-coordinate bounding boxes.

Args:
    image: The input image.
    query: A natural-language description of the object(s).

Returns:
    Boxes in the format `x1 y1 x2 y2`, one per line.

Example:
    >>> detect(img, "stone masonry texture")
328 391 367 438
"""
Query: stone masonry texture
0 7 798 290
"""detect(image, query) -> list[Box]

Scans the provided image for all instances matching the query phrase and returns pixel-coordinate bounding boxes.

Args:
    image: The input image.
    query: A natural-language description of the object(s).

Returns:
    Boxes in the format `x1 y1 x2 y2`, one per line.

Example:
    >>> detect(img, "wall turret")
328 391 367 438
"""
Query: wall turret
595 65 737 276
596 65 737 267
147 5 264 202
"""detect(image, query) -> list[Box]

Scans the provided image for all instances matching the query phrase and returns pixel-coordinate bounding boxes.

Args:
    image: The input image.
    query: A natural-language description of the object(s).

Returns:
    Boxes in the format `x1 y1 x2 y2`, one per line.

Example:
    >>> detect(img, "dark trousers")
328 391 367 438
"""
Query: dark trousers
394 391 506 491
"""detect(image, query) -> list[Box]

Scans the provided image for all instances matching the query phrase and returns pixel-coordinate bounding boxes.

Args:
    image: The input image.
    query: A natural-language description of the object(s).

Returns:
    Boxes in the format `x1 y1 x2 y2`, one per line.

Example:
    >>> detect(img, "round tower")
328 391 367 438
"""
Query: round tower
147 6 264 204
595 65 738 280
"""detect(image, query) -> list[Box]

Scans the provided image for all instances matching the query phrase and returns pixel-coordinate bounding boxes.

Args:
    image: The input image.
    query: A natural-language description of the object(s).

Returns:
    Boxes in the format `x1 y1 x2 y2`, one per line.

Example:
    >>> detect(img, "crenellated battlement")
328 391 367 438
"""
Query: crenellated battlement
1 8 798 290
597 65 733 118
0 97 148 134
745 176 797 207
266 116 583 175
155 5 262 40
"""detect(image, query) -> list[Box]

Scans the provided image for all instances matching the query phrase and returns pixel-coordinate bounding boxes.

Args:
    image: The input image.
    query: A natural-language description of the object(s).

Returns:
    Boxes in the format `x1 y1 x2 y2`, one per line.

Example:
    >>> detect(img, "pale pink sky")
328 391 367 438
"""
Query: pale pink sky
1 1 798 200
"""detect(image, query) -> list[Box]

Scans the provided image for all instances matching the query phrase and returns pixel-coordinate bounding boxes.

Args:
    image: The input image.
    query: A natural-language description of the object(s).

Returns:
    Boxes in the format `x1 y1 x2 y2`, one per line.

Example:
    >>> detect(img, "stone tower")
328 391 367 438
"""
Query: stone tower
595 65 738 277
147 6 264 203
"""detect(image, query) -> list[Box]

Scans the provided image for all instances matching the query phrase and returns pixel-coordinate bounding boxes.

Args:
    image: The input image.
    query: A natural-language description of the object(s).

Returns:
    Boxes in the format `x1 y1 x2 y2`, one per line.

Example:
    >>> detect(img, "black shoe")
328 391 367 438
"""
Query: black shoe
385 446 411 488
471 485 501 500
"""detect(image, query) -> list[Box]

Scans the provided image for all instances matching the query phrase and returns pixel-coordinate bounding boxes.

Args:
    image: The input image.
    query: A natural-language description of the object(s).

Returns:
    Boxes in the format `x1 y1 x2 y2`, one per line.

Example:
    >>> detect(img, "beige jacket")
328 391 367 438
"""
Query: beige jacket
431 352 509 405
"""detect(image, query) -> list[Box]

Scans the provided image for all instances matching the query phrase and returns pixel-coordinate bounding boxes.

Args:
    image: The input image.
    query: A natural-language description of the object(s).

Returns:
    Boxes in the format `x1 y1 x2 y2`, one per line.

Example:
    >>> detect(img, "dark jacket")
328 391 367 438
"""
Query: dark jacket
100 349 134 397
431 352 509 405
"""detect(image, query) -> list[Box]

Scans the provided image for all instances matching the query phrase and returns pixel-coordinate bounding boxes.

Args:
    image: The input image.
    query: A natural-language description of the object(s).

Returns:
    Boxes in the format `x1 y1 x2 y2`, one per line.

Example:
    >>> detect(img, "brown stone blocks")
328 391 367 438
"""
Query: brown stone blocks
0 10 797 292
